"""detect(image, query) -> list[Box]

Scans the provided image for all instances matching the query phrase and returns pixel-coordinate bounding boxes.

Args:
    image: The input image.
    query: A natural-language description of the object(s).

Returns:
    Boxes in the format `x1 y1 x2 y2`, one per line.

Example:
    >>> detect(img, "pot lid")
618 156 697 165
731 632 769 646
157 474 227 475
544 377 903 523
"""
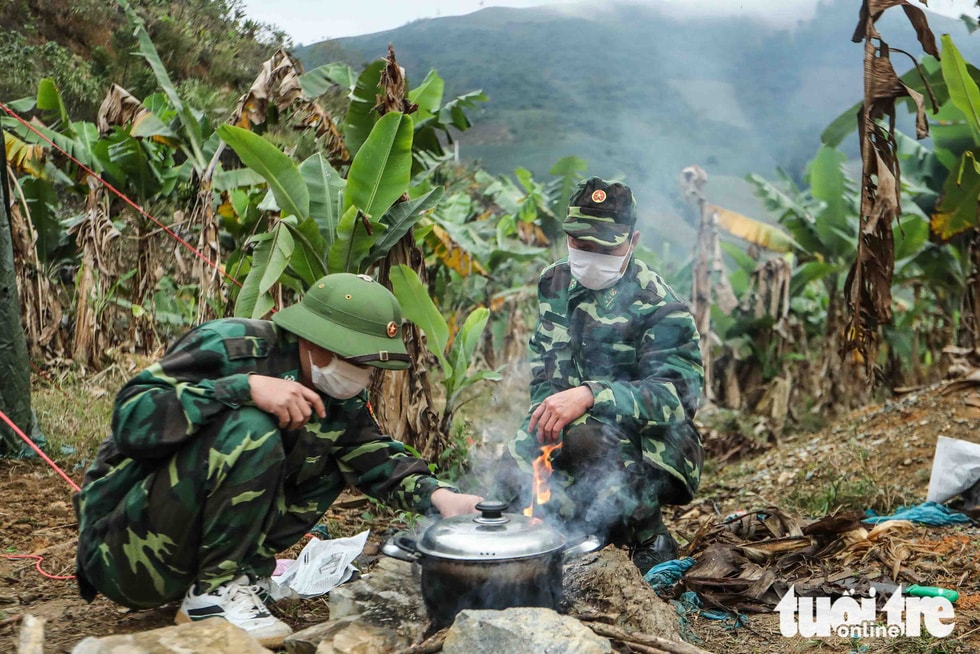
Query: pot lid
416 500 566 561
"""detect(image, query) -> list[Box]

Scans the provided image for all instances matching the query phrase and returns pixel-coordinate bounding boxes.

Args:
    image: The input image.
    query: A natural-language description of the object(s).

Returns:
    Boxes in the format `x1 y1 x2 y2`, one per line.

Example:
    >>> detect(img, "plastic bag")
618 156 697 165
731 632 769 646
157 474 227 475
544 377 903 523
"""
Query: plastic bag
269 530 370 599
926 436 980 504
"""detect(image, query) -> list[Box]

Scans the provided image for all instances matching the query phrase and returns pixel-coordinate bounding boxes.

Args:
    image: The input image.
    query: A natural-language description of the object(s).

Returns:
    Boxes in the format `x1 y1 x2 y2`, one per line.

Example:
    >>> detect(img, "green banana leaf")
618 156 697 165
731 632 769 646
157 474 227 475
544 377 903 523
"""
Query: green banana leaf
343 60 386 158
214 168 267 192
344 111 413 220
300 153 345 249
409 70 445 123
439 90 488 131
446 307 501 409
807 146 851 255
234 222 296 319
327 205 386 273
36 79 71 134
549 155 589 213
893 212 930 262
300 63 355 98
116 0 206 169
941 35 980 138
932 153 980 239
282 217 327 285
1 117 98 172
390 264 451 376
365 187 444 266
217 124 310 221
932 105 977 170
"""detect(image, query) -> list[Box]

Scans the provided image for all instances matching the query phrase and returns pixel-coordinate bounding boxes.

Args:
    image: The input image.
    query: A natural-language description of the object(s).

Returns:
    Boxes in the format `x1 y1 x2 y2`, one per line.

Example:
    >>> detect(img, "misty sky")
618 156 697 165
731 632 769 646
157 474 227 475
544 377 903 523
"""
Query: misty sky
242 0 978 45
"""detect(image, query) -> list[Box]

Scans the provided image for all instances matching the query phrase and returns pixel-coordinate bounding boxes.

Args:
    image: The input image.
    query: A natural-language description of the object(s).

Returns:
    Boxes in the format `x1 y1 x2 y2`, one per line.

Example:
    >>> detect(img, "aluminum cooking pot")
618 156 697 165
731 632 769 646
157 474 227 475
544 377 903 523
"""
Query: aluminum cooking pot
383 500 601 627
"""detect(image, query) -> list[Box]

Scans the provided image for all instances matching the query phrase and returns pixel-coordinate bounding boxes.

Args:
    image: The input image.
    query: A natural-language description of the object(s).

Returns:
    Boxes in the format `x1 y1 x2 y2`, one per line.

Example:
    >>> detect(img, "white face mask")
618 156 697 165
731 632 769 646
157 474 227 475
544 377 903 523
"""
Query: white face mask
567 244 633 290
309 353 373 399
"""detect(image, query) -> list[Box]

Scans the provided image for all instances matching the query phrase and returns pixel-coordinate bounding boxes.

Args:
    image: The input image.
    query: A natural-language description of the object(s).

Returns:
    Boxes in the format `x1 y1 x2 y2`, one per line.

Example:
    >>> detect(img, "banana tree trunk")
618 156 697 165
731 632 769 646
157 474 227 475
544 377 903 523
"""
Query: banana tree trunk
195 152 224 323
684 165 736 402
0 133 36 456
962 229 980 352
70 183 120 368
371 234 448 461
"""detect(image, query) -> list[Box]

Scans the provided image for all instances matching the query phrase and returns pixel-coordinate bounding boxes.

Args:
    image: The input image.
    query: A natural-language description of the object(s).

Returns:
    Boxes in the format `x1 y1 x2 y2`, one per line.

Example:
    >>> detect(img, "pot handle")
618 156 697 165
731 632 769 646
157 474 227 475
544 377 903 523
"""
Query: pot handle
381 533 420 562
562 534 604 560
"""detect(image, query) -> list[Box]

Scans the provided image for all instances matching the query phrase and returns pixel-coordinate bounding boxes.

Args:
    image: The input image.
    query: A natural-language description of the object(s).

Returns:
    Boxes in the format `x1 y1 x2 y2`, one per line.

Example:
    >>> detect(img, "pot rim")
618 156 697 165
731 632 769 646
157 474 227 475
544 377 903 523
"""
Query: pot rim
414 501 568 562
416 544 565 562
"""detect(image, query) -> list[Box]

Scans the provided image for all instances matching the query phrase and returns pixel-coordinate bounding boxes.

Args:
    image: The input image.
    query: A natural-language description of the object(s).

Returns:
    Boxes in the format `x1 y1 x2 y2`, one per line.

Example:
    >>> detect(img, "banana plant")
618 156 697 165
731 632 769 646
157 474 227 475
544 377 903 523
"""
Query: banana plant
345 61 486 173
218 110 422 315
932 35 980 240
115 0 207 172
211 54 489 326
389 264 501 435
823 36 980 241
217 123 322 316
750 144 962 383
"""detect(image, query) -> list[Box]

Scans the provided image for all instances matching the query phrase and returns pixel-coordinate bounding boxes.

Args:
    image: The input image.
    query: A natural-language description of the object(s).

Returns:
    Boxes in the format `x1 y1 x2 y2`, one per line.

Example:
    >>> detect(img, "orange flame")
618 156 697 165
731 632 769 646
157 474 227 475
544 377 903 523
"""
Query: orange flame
523 442 562 519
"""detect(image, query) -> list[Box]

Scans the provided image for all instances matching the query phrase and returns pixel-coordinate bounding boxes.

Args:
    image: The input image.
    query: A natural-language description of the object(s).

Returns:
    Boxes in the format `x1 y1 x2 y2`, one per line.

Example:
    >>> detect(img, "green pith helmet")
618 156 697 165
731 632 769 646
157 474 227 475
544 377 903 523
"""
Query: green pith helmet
272 273 410 370
562 177 637 248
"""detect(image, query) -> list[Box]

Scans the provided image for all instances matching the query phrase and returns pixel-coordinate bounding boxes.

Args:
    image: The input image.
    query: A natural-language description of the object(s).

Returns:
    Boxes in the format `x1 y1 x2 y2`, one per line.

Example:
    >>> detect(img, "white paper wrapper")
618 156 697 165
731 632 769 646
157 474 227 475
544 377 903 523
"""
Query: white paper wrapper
269 530 370 599
926 436 980 504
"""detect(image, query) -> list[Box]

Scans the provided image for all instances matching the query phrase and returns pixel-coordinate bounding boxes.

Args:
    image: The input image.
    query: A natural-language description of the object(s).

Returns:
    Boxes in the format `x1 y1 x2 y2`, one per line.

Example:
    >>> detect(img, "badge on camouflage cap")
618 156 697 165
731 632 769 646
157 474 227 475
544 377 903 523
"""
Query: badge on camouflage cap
271 273 411 370
563 177 637 248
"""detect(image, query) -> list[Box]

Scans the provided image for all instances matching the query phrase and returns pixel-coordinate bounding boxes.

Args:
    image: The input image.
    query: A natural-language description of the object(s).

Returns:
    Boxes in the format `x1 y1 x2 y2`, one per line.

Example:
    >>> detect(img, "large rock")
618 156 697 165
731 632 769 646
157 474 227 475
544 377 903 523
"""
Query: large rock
285 616 412 654
284 558 425 653
563 546 681 641
442 608 613 654
71 619 272 653
313 617 407 653
328 556 425 627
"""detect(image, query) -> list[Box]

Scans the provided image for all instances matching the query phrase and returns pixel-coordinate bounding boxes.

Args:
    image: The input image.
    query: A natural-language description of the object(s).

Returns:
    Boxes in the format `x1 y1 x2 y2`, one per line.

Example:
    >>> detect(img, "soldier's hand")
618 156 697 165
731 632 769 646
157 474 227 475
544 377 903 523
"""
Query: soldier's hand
249 375 326 430
528 385 595 443
430 489 483 517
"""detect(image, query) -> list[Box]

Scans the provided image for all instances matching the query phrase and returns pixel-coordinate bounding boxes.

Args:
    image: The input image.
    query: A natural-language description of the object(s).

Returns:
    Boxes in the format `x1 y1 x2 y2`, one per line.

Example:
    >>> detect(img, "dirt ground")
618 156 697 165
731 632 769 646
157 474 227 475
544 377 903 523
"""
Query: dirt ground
1 379 979 653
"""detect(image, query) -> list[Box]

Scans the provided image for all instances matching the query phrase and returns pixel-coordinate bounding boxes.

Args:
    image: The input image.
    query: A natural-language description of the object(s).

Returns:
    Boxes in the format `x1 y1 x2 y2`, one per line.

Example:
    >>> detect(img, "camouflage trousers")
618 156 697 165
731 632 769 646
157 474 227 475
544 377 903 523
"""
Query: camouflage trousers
76 408 343 609
496 414 703 546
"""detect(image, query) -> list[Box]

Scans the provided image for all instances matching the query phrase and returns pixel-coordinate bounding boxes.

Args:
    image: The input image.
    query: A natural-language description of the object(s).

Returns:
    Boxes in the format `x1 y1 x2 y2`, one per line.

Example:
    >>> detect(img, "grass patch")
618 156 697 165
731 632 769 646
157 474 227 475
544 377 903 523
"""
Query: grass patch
784 443 907 517
32 380 113 469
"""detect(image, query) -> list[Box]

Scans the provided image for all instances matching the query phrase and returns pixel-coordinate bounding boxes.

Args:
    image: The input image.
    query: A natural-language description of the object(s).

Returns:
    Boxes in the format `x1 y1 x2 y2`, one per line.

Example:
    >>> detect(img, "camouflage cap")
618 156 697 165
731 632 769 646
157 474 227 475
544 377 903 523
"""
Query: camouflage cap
272 273 410 370
562 177 637 248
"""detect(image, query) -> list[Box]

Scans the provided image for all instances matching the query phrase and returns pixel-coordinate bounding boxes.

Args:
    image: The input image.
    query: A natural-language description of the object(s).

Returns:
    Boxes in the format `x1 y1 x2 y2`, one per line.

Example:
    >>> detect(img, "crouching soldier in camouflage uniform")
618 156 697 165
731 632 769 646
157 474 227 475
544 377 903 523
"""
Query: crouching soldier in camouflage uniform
497 177 704 574
73 273 481 647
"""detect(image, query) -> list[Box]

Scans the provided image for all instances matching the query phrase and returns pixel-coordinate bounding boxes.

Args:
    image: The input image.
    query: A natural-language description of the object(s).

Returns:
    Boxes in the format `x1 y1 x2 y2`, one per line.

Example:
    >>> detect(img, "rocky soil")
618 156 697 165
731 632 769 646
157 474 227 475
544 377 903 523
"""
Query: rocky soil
1 378 979 653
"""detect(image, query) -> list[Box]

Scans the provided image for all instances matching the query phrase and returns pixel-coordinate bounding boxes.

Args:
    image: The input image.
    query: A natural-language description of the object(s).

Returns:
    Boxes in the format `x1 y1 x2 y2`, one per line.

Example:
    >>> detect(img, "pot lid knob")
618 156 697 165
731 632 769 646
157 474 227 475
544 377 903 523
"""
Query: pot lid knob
474 500 510 524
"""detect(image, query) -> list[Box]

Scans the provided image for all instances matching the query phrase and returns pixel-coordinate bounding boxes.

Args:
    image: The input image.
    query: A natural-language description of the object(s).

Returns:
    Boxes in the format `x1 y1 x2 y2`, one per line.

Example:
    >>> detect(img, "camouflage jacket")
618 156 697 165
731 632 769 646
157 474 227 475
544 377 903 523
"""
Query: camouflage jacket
525 257 704 433
78 318 453 525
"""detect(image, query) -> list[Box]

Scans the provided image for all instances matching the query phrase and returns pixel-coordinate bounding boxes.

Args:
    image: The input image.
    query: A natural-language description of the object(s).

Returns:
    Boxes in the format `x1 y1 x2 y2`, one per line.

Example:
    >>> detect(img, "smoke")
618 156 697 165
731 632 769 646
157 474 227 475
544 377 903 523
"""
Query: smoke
450 358 536 502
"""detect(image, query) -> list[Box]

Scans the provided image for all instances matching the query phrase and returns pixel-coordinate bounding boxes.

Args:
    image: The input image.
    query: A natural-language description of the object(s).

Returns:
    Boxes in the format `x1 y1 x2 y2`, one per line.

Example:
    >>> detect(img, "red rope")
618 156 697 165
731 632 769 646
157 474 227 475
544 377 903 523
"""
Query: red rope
0 99 241 288
0 408 80 492
2 554 75 580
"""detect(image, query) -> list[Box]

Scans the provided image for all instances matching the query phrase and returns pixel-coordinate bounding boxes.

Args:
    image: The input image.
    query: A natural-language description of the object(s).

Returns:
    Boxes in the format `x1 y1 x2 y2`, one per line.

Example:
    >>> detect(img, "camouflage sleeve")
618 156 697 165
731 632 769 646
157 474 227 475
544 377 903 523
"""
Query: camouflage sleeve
585 306 703 428
332 404 457 515
526 274 569 418
111 326 254 459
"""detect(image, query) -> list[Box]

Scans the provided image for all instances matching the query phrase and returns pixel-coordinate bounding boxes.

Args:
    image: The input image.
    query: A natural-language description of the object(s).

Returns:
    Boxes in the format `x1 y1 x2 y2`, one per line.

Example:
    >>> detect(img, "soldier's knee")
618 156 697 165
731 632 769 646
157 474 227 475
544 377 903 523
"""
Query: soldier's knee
561 420 623 467
212 407 286 465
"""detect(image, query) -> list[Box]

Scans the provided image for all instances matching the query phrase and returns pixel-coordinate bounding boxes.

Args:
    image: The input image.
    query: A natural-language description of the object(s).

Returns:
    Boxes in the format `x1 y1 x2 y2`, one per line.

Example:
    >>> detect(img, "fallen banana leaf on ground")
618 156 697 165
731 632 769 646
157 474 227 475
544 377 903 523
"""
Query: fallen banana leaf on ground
738 536 813 563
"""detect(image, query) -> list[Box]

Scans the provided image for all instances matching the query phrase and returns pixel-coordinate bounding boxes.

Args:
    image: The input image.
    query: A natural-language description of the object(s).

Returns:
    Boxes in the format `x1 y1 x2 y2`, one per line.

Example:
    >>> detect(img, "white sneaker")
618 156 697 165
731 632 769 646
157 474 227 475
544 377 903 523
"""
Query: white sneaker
175 575 293 647
251 577 274 604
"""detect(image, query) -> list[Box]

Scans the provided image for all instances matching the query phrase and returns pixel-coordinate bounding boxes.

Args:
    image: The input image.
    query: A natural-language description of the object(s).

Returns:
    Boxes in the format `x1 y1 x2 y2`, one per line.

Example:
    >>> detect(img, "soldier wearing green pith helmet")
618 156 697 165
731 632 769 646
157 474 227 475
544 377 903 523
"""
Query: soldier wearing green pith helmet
495 177 704 574
73 273 481 647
